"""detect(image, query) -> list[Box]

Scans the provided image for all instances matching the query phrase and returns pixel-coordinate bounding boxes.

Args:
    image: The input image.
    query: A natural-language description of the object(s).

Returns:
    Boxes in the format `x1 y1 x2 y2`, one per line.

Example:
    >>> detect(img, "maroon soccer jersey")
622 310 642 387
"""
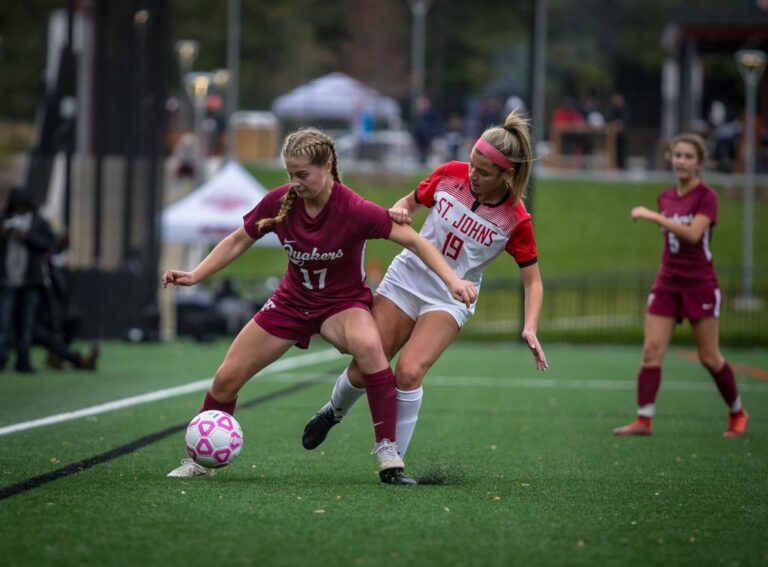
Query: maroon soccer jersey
243 181 393 312
654 182 719 289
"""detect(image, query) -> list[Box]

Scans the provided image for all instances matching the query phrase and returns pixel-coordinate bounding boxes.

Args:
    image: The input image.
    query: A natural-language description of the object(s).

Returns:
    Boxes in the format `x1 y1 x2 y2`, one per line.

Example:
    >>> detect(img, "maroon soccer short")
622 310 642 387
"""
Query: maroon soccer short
253 297 372 349
646 285 721 321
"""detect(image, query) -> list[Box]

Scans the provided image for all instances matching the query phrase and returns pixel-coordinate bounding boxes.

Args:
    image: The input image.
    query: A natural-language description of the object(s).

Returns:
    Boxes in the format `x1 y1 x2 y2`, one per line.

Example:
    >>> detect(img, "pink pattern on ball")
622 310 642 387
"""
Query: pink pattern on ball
213 448 232 464
197 420 215 436
195 438 214 455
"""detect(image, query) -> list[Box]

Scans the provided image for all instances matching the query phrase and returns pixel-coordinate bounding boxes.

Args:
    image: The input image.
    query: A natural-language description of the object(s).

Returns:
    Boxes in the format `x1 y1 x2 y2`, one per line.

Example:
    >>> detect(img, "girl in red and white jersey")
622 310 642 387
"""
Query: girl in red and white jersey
614 133 748 438
302 111 548 457
162 128 477 483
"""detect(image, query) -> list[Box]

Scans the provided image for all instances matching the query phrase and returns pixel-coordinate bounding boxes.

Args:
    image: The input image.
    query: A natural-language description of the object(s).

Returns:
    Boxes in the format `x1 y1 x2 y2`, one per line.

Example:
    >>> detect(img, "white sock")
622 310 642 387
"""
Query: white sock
730 396 742 413
395 387 423 457
637 403 655 418
329 368 365 418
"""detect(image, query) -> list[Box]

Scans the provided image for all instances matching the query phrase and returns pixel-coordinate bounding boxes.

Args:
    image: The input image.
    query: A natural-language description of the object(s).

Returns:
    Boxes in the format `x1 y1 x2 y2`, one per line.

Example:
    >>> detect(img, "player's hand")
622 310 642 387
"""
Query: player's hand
389 207 412 225
450 279 477 308
161 269 197 288
521 329 548 371
631 206 655 222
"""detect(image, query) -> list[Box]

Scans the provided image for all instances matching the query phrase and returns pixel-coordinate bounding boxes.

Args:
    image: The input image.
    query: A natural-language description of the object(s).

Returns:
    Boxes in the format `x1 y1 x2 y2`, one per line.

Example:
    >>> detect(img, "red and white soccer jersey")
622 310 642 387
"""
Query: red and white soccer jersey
243 181 393 315
654 182 719 290
383 161 538 314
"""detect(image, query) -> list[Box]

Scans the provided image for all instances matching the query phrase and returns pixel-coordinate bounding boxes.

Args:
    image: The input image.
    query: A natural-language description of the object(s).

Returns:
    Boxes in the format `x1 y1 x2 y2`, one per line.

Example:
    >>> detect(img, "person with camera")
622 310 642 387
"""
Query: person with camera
0 187 55 372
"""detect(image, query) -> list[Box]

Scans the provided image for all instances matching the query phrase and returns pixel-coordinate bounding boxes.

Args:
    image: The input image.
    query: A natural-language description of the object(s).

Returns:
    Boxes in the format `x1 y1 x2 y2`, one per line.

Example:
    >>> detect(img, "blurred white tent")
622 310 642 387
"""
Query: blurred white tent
159 160 279 340
161 160 279 246
271 72 401 126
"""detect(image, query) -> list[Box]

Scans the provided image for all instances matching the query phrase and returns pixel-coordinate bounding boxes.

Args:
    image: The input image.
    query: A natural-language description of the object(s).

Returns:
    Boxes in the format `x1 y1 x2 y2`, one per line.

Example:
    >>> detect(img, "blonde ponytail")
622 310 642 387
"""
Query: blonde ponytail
479 111 534 203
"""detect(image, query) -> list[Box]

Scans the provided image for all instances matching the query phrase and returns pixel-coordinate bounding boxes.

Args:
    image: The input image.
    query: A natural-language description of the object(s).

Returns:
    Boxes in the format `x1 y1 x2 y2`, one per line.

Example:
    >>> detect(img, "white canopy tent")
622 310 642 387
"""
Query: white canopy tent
161 160 279 247
271 72 401 126
159 160 280 340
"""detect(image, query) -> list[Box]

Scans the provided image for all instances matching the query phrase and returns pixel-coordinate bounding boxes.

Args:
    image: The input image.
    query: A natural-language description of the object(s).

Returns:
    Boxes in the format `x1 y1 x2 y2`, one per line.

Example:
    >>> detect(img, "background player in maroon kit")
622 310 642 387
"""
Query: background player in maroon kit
162 128 477 483
302 111 548 458
614 133 748 438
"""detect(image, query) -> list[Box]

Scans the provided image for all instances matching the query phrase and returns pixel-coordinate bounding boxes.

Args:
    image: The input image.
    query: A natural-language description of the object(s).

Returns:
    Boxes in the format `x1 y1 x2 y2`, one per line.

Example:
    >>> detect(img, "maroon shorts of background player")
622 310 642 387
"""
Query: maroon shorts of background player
253 296 372 349
646 284 721 321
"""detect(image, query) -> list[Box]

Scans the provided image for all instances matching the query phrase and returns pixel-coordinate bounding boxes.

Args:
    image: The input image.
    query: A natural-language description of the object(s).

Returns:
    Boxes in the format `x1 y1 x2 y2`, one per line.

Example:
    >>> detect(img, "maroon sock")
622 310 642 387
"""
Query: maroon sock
637 366 661 407
200 390 237 415
706 362 739 407
361 368 397 442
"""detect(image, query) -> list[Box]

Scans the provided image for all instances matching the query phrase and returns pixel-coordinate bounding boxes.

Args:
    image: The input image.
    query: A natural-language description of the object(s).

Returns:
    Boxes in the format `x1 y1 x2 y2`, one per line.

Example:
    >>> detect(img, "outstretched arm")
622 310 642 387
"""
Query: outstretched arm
519 263 548 371
387 222 477 307
161 227 256 288
631 207 712 244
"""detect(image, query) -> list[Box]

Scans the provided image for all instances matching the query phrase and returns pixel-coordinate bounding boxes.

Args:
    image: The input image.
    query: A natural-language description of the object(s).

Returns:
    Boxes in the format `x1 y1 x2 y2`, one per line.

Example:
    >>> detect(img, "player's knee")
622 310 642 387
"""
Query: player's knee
395 361 426 391
346 334 386 369
212 365 241 400
698 351 723 371
641 341 664 364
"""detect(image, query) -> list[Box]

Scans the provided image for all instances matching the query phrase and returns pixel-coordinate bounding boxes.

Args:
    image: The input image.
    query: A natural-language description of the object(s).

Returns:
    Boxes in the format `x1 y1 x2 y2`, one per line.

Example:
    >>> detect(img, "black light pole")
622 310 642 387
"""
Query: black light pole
62 0 77 232
735 49 766 309
407 0 432 118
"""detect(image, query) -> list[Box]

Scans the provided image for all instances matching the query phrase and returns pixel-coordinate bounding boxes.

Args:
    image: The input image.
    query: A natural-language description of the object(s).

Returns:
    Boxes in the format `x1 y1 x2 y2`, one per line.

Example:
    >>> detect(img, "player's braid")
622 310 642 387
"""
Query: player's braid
255 128 340 231
480 110 534 203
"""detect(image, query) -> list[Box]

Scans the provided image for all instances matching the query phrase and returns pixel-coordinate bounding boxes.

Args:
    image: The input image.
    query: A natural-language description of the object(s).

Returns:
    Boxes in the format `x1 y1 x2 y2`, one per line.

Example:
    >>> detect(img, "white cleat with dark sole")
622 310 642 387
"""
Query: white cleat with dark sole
372 439 417 485
167 458 216 478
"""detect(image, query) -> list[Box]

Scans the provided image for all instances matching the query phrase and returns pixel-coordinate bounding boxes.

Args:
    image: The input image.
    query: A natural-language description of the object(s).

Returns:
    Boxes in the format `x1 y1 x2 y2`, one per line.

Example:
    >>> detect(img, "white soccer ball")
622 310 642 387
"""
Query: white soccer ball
184 410 243 468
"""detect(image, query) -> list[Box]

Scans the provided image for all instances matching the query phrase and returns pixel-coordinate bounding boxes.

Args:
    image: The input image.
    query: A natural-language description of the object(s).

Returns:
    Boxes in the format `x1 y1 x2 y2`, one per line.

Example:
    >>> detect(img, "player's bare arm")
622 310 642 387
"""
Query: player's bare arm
388 192 421 225
631 207 711 244
387 222 477 307
520 263 548 371
162 227 255 288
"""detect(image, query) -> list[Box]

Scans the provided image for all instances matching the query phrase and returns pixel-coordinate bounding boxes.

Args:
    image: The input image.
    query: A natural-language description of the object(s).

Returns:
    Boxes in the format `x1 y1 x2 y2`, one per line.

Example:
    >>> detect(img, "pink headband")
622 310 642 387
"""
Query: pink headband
473 138 515 170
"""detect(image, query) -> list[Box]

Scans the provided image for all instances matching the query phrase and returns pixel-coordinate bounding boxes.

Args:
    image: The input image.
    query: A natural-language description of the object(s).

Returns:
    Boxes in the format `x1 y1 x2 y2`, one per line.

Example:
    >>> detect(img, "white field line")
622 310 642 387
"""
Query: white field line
0 349 345 437
263 373 768 394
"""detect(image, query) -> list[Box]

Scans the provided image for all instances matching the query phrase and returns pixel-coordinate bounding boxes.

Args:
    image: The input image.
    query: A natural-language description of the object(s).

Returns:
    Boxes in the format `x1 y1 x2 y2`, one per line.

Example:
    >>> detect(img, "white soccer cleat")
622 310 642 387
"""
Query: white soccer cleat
167 458 216 478
372 439 404 471
372 439 416 485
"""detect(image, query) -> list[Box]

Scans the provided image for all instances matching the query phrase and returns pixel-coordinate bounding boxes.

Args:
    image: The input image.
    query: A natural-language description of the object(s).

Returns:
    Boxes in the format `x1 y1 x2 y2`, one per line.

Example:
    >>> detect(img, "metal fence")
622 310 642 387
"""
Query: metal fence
465 269 768 346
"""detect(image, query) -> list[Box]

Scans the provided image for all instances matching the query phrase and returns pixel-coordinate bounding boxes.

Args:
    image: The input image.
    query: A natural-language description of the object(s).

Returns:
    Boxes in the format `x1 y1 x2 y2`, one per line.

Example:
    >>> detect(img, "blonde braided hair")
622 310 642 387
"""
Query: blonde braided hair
256 128 341 231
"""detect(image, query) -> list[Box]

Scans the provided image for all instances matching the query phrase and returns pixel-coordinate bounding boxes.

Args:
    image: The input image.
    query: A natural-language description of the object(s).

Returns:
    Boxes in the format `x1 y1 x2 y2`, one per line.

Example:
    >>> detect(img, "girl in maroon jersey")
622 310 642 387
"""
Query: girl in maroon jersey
301 111 548 457
614 133 748 437
162 128 477 483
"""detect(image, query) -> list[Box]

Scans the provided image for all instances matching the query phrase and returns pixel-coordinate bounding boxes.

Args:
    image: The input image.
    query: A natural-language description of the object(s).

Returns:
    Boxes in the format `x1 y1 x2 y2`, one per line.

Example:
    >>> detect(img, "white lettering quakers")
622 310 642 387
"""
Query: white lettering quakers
283 243 344 266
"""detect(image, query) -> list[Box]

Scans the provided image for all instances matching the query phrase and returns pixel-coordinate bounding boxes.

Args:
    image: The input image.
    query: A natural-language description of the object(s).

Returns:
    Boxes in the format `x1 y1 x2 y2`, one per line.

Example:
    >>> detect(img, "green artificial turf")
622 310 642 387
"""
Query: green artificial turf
0 341 766 566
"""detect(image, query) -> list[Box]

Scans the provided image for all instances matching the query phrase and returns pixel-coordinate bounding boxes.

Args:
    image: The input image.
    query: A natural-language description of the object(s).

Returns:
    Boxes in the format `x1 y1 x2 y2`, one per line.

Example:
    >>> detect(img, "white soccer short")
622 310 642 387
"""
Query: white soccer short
375 277 471 328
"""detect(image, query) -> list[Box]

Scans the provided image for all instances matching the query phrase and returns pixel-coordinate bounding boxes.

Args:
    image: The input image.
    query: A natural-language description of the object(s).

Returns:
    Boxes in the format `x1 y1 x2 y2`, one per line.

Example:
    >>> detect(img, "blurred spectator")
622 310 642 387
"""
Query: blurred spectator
580 94 605 126
37 233 99 371
708 100 741 172
0 187 55 372
444 112 466 162
476 96 504 135
203 94 227 156
504 95 528 119
411 95 441 166
552 97 587 164
174 133 201 179
213 277 252 336
605 92 630 169
352 100 375 159
552 97 586 127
